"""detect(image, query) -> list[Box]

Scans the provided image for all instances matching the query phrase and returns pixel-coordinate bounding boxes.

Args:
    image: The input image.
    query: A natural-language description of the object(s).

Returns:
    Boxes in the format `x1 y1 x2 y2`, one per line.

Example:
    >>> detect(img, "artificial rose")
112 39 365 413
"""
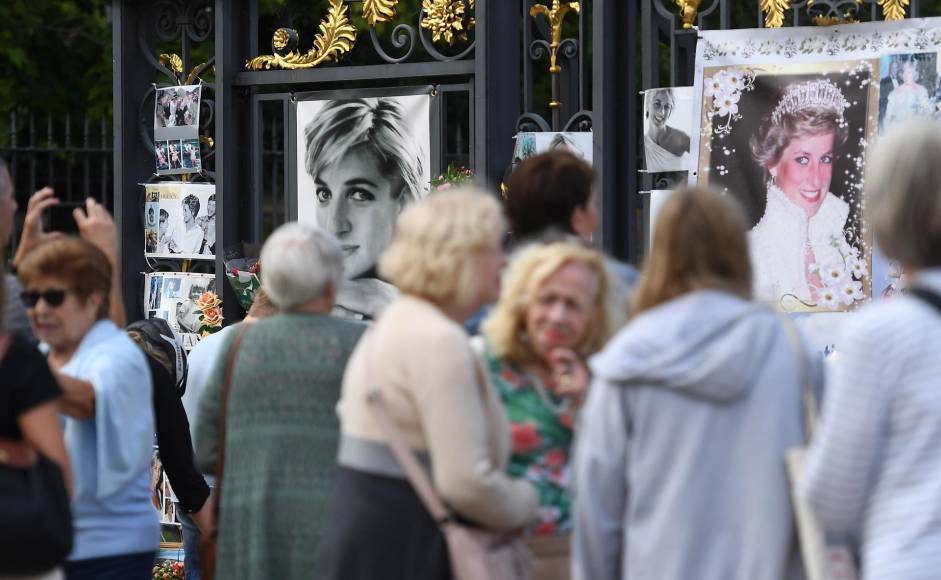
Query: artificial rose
200 307 223 327
196 291 222 311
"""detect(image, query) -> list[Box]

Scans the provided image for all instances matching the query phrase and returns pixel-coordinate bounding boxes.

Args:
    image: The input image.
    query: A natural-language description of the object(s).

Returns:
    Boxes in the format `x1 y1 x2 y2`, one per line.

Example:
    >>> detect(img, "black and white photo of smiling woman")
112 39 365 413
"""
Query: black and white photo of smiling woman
643 87 693 172
298 95 431 320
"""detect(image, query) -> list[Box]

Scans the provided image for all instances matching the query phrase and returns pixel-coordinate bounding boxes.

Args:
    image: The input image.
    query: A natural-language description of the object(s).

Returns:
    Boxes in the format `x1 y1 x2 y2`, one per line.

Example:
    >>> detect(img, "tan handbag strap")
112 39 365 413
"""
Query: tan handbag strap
778 315 819 442
211 322 254 524
362 328 452 524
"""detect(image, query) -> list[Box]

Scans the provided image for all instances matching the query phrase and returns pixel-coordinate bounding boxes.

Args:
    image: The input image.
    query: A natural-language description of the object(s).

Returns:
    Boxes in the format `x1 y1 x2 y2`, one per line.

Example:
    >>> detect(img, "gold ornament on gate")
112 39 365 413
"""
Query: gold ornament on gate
246 0 356 70
530 0 580 76
878 0 909 20
675 0 702 29
363 0 398 27
760 0 791 28
421 0 471 45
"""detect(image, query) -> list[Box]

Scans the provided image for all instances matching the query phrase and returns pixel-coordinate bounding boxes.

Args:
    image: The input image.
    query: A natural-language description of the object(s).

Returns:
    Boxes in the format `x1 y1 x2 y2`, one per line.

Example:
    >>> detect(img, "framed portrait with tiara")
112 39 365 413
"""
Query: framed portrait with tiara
690 18 941 346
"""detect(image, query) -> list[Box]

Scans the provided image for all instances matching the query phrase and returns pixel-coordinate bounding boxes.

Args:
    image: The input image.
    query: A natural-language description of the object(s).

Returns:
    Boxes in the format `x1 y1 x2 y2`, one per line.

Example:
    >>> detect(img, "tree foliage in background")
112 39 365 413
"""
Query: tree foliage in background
0 0 112 123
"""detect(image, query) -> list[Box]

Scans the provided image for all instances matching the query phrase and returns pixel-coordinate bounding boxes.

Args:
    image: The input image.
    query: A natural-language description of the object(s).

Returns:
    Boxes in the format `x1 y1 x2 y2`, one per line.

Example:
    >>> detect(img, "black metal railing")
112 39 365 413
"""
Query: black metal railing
0 111 113 253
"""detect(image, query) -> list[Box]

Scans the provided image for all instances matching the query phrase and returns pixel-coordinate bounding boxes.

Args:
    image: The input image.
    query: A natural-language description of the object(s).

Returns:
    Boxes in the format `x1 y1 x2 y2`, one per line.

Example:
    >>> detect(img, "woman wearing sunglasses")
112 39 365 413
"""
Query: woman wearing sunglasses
17 236 158 580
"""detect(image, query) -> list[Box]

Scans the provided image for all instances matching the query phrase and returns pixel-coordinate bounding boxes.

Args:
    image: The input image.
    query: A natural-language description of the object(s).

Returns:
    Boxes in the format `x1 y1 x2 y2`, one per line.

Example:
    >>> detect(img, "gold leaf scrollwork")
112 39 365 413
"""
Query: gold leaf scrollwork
674 0 702 30
363 0 398 27
760 0 791 28
245 0 356 71
878 0 909 20
421 0 469 46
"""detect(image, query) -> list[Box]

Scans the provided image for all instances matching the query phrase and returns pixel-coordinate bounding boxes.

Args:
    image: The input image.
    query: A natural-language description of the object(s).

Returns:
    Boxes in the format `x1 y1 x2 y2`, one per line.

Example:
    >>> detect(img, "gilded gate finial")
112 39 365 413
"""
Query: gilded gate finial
675 0 702 29
530 0 580 76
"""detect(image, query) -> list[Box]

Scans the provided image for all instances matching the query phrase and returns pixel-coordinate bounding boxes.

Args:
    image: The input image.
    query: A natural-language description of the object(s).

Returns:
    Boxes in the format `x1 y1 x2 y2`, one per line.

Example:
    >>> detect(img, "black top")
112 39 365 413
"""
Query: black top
148 354 210 513
0 333 61 440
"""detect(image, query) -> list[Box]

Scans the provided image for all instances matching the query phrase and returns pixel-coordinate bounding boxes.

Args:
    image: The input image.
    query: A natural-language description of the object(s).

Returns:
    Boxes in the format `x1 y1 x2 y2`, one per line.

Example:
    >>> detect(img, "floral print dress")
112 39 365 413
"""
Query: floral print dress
483 345 576 536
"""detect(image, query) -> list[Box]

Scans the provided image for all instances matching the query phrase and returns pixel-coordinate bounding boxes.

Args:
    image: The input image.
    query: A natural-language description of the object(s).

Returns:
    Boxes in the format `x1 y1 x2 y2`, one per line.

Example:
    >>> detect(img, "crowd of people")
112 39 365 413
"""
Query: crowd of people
2 120 941 580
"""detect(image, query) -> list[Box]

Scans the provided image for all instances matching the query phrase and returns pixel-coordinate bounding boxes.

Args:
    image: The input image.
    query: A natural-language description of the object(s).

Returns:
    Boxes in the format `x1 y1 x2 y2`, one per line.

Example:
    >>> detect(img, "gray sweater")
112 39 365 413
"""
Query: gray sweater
573 290 819 580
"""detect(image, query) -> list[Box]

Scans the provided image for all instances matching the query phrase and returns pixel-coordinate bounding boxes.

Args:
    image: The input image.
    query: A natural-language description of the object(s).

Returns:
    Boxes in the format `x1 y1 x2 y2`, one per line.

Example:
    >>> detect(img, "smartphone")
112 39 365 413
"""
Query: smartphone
47 203 82 235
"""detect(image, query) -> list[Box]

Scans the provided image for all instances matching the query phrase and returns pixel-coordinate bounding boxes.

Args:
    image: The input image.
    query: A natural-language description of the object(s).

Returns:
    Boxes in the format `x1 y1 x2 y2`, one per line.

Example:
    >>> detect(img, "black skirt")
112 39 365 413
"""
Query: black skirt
316 466 452 580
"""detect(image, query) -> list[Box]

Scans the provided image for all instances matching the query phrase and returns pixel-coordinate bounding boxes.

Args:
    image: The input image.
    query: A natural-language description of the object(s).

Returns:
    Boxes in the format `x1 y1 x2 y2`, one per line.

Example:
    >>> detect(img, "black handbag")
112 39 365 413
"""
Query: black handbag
0 334 73 574
0 439 73 573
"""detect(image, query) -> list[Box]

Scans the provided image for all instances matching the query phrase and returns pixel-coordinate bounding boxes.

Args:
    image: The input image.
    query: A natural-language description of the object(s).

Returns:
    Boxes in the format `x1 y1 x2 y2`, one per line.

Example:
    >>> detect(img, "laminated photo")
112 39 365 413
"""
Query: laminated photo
154 85 202 176
154 85 201 135
295 92 432 321
143 182 216 260
512 132 594 166
144 272 217 350
643 87 694 172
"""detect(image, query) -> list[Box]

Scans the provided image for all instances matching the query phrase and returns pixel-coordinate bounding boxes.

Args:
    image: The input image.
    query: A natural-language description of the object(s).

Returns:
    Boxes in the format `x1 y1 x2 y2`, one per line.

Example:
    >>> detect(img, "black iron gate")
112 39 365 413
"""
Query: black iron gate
112 0 941 321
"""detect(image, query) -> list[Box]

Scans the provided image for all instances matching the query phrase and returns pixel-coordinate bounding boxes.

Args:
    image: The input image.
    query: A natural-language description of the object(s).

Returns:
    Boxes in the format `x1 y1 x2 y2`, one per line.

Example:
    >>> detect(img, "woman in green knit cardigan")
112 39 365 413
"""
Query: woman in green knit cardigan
196 223 366 580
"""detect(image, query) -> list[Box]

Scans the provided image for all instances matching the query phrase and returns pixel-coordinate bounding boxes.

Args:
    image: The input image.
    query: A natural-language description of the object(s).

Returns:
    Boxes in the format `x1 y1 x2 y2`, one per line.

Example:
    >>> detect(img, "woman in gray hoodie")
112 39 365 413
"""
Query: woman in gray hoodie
572 187 820 580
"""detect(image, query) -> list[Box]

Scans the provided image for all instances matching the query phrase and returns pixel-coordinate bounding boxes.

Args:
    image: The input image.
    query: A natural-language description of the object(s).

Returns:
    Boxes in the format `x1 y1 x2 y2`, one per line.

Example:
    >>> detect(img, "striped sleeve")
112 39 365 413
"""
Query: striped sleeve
801 319 891 537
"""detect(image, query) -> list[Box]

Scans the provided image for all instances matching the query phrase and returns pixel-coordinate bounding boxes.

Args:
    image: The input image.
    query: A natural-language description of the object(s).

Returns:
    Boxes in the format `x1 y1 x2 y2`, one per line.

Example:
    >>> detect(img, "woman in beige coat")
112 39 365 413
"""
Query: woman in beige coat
316 188 538 580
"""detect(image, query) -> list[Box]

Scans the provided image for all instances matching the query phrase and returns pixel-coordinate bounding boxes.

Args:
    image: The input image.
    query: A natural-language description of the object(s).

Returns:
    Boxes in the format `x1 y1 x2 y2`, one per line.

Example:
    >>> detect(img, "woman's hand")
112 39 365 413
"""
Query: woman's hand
12 187 62 267
547 348 589 404
74 198 117 264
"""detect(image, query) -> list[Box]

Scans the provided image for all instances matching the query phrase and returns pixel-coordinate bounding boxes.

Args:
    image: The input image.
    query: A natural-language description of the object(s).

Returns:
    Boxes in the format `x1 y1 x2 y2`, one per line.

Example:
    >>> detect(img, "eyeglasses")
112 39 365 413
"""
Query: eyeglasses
20 289 68 308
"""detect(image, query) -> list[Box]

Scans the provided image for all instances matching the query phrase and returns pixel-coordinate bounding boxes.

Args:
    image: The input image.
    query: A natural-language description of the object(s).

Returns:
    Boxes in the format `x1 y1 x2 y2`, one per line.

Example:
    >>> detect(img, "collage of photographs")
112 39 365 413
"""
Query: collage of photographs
153 84 202 176
145 272 218 350
144 182 216 260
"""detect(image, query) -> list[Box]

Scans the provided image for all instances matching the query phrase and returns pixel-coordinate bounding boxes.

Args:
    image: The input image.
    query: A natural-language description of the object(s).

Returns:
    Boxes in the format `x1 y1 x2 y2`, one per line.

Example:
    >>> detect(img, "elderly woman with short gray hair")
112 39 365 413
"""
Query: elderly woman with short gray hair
195 222 366 580
802 121 941 579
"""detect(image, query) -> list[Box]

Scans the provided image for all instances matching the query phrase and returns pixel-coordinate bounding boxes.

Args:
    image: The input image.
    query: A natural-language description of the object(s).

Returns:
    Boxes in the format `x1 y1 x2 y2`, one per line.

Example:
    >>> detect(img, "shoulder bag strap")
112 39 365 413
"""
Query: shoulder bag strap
362 328 452 524
909 287 941 317
778 314 819 443
211 322 254 524
367 390 452 524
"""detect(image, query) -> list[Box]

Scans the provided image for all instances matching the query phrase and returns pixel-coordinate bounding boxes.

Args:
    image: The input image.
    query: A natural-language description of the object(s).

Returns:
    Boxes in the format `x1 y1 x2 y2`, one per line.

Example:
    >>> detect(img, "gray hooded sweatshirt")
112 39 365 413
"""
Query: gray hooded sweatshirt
573 290 818 580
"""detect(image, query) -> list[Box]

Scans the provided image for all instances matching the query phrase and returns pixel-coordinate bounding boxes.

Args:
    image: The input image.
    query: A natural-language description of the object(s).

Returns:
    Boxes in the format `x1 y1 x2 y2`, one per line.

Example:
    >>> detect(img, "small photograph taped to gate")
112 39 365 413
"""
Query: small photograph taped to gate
643 86 695 173
155 85 201 130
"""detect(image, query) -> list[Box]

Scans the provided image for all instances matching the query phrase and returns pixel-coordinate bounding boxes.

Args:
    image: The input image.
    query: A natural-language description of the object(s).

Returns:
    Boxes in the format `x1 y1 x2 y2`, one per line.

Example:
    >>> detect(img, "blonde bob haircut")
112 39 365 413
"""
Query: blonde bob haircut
483 241 615 366
865 120 941 268
379 188 505 308
632 187 751 318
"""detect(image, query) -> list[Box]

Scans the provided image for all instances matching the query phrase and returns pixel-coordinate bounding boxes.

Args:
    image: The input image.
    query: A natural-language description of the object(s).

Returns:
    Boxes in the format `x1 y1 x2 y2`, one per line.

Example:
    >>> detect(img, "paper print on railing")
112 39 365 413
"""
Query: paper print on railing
697 62 873 314
643 87 695 173
295 92 431 322
144 272 218 350
153 84 202 176
513 132 593 166
144 182 216 260
692 20 941 321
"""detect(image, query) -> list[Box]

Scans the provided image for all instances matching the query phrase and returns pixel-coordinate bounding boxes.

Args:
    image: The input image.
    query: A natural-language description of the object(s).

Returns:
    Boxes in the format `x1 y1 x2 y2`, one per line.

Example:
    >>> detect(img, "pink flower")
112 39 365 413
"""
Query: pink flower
436 182 454 191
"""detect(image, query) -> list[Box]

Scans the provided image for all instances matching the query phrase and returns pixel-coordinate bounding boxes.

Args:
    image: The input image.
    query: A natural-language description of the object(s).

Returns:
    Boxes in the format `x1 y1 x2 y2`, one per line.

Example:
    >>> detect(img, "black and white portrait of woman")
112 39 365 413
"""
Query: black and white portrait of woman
701 69 873 311
296 94 431 320
643 87 693 172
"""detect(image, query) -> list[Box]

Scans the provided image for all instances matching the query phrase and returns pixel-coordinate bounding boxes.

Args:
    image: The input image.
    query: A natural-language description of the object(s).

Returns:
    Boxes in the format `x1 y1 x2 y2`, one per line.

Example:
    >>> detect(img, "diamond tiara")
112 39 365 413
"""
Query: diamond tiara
770 79 850 126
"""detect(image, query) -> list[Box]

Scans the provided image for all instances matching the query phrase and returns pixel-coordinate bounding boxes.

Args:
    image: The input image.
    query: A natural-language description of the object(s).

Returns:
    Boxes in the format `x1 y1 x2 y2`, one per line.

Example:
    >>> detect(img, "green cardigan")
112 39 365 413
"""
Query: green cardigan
196 313 366 580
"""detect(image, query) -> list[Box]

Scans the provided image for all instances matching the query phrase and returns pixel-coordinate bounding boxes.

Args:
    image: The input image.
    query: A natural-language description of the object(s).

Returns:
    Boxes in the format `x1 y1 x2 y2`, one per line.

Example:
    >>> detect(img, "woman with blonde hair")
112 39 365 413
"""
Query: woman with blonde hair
476 241 616 580
317 188 538 580
573 187 814 580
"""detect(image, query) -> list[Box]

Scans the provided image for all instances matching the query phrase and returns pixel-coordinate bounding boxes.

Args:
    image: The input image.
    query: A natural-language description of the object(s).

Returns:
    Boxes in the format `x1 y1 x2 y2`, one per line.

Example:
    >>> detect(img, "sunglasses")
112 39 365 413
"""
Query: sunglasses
20 289 68 308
